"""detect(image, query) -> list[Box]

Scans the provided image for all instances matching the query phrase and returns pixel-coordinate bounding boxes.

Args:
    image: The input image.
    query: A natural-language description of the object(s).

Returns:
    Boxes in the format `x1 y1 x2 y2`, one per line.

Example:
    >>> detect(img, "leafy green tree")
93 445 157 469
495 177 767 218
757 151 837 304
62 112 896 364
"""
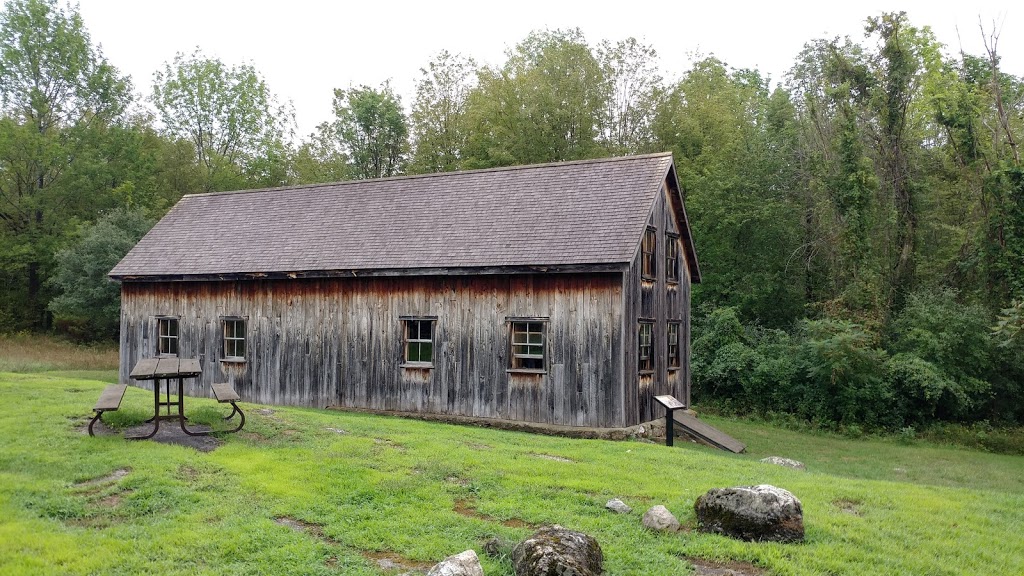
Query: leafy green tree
152 49 294 191
0 0 130 330
654 58 805 326
48 208 153 340
464 28 610 166
292 123 349 184
408 50 475 174
597 37 662 154
324 82 408 179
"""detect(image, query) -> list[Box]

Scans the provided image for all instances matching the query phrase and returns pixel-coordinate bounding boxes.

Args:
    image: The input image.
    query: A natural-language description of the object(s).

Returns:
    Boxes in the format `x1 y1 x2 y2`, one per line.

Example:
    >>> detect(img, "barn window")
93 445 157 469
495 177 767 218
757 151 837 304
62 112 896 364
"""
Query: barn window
638 320 654 373
157 317 179 356
223 317 246 360
668 322 681 370
666 233 680 283
509 318 547 372
642 227 657 280
403 317 436 366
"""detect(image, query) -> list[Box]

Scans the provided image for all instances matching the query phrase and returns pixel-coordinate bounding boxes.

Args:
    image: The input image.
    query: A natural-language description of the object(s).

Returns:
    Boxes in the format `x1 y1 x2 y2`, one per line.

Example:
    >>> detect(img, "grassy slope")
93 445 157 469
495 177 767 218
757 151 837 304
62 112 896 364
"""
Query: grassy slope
1 372 1022 576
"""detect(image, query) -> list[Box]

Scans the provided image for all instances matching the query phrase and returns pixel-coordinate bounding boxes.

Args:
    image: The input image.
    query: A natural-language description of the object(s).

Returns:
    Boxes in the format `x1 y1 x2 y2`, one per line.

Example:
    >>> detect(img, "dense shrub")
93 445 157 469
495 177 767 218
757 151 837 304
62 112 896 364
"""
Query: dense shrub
794 319 896 428
884 353 960 425
691 294 1024 429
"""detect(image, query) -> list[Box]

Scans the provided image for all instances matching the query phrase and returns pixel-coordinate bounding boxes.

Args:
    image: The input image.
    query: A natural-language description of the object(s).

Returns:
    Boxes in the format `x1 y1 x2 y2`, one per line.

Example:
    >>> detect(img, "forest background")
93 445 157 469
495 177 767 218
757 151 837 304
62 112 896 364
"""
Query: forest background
2 0 1022 432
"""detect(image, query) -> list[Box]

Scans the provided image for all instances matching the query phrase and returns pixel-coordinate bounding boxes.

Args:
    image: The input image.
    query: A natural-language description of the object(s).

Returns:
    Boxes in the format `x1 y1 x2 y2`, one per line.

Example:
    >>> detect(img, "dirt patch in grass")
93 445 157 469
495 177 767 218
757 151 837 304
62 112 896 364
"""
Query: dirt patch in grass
75 468 130 488
325 427 348 435
94 489 133 508
362 551 432 573
76 418 115 436
66 515 116 529
374 438 406 451
123 423 222 452
832 498 863 516
256 408 279 419
531 453 575 463
464 442 491 450
178 465 200 482
685 557 765 576
238 431 269 443
454 498 537 529
276 517 429 572
445 475 470 486
276 516 339 543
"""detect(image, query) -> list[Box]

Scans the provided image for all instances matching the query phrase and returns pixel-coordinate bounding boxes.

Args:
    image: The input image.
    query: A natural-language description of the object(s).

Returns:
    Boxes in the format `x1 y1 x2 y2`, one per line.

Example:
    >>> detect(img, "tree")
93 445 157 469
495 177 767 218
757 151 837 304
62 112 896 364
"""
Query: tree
653 58 805 326
292 123 349 184
152 49 294 192
463 29 611 166
597 37 662 154
0 0 130 330
408 50 476 174
48 208 153 340
324 82 408 179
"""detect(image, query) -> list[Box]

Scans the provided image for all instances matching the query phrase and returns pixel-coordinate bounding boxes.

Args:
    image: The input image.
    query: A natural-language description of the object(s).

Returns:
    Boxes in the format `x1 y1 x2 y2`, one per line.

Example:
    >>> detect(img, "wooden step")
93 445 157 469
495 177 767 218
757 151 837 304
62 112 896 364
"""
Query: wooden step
673 411 746 453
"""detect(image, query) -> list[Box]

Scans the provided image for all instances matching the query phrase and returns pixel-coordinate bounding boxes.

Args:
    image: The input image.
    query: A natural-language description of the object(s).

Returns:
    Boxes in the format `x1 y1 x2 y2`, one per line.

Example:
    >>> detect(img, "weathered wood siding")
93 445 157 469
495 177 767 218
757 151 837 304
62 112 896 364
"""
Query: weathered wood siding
622 181 692 424
119 273 627 427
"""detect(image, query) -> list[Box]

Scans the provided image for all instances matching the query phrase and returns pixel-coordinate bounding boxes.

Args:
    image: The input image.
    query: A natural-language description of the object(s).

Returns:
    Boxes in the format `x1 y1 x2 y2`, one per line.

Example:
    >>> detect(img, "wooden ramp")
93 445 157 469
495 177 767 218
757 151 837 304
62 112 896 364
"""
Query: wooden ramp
673 411 746 453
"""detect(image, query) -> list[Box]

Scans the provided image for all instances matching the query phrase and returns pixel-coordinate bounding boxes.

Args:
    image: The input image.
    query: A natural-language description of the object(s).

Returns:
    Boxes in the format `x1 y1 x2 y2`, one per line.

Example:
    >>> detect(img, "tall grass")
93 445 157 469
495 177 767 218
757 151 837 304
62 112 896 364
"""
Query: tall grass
0 334 118 372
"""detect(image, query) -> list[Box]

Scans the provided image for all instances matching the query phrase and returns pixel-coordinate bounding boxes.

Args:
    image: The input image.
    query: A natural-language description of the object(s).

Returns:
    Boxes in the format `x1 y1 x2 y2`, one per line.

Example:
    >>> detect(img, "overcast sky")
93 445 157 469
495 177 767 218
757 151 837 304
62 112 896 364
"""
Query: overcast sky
75 1 1019 137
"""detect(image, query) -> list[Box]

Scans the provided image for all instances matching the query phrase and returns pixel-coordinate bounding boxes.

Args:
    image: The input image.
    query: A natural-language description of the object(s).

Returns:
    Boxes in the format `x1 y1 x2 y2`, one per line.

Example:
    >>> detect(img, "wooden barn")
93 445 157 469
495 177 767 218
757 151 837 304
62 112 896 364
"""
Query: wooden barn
109 152 700 429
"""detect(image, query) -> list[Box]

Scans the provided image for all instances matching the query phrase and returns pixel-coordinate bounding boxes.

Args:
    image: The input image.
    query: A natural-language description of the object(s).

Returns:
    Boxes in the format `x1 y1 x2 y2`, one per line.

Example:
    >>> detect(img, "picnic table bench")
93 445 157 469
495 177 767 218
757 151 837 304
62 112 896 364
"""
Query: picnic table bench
212 383 245 433
88 384 128 436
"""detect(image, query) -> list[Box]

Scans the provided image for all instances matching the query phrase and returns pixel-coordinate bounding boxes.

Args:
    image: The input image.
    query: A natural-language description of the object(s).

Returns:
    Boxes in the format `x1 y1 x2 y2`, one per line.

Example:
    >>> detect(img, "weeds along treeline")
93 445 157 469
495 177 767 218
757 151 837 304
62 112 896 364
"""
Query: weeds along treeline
1 2 1022 426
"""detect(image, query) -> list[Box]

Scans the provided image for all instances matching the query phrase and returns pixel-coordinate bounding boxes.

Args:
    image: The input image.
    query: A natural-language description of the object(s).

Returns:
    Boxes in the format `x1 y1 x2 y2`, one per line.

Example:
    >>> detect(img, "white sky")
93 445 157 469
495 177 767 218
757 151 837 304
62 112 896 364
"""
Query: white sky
75 0 1019 138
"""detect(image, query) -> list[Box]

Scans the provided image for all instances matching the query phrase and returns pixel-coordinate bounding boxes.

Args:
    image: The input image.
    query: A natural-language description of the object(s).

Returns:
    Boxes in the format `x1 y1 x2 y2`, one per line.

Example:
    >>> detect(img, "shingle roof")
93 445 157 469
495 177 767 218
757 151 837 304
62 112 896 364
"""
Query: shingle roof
110 153 694 279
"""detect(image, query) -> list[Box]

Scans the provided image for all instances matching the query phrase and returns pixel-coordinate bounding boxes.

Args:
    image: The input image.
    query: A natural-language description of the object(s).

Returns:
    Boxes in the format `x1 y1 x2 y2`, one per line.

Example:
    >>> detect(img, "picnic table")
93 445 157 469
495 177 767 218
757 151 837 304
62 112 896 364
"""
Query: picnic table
129 357 206 438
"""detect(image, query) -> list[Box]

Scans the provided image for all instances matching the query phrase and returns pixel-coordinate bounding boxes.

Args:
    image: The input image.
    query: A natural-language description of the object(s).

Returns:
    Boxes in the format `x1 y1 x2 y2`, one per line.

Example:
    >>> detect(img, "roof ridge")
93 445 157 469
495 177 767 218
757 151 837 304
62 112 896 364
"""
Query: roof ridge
182 152 675 199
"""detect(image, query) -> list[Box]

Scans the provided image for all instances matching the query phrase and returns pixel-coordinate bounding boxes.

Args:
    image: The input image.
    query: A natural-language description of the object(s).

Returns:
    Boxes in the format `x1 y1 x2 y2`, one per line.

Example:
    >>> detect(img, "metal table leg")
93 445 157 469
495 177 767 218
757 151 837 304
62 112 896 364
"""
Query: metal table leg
130 379 161 439
178 376 211 436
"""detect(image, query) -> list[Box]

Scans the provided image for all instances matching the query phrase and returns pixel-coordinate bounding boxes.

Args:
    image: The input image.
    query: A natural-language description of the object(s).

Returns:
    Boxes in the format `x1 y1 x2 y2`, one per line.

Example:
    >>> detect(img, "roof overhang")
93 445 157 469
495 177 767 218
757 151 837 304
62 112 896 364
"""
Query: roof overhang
110 262 630 283
663 162 702 283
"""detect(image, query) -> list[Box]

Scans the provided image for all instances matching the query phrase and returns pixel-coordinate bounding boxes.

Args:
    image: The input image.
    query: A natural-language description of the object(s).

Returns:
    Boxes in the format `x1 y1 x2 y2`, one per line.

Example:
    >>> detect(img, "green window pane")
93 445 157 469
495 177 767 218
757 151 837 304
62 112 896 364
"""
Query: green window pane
420 342 432 362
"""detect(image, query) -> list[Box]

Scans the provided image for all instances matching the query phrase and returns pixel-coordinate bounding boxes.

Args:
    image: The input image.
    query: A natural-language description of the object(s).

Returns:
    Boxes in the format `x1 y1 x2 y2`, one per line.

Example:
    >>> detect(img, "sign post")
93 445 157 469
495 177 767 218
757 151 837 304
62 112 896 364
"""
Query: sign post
654 395 686 447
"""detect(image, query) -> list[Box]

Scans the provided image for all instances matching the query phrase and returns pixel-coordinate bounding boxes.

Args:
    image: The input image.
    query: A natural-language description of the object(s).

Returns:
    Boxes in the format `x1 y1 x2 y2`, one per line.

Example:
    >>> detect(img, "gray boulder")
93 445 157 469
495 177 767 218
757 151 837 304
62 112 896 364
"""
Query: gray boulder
760 456 806 471
427 550 484 576
482 536 514 559
512 525 602 576
605 498 632 514
642 505 680 531
694 484 804 543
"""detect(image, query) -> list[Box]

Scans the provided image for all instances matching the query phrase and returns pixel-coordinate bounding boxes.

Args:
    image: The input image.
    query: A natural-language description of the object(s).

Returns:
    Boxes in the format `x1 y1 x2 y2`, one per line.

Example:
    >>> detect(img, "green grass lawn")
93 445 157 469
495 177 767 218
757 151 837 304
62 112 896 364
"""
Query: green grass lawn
2 371 1023 575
